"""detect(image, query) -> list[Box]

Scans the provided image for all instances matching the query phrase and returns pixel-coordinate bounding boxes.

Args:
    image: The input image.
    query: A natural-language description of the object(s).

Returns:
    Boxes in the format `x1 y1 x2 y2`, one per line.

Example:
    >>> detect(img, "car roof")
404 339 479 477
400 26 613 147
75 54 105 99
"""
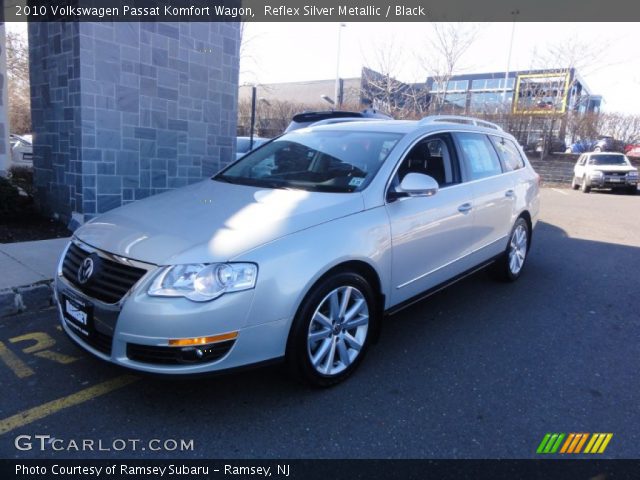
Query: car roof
292 118 512 137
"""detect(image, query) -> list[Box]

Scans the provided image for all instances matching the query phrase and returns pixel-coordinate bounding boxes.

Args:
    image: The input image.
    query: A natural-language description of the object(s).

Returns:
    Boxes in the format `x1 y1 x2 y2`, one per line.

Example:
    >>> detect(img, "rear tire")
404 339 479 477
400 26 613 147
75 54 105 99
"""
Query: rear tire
286 271 378 387
490 217 530 282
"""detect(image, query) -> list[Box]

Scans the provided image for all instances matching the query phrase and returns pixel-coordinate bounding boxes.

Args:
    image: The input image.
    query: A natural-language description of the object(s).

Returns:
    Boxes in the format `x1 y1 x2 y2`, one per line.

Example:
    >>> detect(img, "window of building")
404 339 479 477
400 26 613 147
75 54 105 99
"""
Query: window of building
443 93 467 110
471 77 515 91
430 79 469 92
489 136 525 171
469 92 511 113
455 133 503 180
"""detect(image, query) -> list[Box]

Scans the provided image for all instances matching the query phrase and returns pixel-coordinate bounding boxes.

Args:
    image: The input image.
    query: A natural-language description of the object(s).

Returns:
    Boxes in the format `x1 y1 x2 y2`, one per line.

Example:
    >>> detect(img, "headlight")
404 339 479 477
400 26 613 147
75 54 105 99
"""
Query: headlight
628 171 638 177
589 171 603 178
148 263 258 302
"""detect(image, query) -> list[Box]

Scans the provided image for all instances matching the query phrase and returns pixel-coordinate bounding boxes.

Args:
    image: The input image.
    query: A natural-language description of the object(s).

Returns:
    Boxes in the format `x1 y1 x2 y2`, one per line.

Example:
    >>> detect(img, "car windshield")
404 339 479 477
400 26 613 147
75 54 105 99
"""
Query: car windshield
589 155 629 166
216 130 403 193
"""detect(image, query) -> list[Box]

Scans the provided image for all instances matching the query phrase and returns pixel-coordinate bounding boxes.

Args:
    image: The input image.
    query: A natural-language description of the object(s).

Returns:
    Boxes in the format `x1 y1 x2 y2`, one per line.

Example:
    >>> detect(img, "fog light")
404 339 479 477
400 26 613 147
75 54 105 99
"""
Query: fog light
168 331 238 346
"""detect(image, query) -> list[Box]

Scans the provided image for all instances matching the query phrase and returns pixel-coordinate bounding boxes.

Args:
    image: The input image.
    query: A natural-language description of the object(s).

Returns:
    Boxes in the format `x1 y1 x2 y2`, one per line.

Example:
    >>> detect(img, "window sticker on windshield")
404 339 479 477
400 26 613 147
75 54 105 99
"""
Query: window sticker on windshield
349 177 365 187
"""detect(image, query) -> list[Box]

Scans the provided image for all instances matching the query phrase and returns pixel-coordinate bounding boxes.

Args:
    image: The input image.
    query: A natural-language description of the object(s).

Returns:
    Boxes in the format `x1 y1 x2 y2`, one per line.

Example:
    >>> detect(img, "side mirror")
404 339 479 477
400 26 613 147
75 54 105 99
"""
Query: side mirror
395 173 439 198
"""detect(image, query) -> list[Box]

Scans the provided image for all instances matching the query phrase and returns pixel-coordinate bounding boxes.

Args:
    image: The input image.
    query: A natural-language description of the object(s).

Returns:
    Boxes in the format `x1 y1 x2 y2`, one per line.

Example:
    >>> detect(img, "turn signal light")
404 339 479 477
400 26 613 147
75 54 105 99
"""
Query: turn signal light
169 331 238 346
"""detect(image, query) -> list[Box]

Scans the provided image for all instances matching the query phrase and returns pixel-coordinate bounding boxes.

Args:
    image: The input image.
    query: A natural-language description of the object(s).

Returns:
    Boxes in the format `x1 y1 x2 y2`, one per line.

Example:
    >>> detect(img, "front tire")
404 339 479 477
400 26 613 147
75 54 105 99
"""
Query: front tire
628 186 637 195
490 217 530 282
581 176 591 193
286 272 378 387
571 176 579 190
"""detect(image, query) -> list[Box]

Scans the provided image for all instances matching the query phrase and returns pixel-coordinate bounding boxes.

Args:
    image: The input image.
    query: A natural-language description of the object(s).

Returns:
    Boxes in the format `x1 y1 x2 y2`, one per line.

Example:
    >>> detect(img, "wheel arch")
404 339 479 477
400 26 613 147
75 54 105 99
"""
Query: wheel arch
285 259 385 353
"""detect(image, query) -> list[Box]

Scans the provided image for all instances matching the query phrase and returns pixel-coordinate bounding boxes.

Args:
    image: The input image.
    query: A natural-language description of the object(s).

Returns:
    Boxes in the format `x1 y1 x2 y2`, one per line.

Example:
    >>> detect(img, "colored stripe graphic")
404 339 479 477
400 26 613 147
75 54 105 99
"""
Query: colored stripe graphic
538 433 613 454
537 433 565 453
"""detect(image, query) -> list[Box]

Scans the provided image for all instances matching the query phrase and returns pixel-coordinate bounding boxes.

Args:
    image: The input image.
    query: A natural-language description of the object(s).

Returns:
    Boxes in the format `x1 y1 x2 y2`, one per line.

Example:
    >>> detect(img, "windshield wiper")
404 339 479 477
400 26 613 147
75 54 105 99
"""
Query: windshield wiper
214 175 293 190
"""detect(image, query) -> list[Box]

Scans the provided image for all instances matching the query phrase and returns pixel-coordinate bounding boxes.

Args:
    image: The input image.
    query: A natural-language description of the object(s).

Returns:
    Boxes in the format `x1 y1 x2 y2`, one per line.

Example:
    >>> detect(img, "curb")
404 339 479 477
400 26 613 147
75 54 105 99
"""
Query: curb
0 279 55 318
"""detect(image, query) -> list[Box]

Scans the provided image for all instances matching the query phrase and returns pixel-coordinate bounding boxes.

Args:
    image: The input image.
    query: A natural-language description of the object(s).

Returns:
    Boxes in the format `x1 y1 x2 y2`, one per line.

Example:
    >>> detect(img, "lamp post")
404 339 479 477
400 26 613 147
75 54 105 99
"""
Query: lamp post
249 85 257 150
502 10 519 112
334 23 346 109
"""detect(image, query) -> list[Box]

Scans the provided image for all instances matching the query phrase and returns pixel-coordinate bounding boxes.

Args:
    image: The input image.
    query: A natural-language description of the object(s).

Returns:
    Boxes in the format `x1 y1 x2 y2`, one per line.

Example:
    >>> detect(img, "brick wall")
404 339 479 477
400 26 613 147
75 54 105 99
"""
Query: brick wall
29 22 240 225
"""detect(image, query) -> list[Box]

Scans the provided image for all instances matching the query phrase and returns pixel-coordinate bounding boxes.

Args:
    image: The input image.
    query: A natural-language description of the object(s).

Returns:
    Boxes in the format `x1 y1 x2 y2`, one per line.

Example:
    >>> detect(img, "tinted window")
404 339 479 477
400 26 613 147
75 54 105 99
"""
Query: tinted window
588 155 629 166
455 133 503 180
490 136 525 171
396 135 458 188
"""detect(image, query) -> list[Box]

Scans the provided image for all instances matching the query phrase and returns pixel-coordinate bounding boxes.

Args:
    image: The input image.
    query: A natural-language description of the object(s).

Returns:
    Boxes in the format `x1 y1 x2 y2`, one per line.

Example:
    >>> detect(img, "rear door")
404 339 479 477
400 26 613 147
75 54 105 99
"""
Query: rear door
454 132 514 260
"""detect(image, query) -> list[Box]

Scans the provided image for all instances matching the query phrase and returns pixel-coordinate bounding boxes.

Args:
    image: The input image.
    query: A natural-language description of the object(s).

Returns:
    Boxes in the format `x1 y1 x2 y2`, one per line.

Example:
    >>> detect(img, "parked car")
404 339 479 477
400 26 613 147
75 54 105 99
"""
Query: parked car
55 115 539 386
566 136 625 154
571 152 638 194
534 136 566 154
624 140 640 158
236 136 269 160
9 134 33 167
284 109 392 132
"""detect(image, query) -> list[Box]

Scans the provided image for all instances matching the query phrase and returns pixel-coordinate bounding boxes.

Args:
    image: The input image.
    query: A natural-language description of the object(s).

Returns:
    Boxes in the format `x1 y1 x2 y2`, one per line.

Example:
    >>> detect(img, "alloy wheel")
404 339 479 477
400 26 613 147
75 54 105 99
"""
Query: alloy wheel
508 224 528 275
306 286 369 376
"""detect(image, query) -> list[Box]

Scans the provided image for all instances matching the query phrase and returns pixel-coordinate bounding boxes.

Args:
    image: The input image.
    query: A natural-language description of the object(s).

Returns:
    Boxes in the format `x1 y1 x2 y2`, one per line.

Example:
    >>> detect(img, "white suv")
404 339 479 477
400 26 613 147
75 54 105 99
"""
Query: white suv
572 152 638 194
55 116 540 386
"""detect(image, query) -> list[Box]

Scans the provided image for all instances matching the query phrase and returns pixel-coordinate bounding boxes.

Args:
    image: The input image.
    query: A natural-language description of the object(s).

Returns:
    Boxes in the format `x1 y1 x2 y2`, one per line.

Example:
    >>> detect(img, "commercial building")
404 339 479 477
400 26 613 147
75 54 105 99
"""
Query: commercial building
426 68 602 116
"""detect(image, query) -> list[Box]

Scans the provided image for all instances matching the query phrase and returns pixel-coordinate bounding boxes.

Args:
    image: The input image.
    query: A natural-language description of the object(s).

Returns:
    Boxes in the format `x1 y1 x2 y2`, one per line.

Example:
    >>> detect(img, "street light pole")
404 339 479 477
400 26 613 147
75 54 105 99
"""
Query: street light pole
334 23 346 109
249 85 256 150
503 10 519 112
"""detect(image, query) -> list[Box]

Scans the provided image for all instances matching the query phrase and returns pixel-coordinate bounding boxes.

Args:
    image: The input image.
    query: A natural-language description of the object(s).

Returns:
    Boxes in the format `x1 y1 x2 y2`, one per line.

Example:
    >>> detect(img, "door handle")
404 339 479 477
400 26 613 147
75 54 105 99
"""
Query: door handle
505 189 515 198
458 203 472 214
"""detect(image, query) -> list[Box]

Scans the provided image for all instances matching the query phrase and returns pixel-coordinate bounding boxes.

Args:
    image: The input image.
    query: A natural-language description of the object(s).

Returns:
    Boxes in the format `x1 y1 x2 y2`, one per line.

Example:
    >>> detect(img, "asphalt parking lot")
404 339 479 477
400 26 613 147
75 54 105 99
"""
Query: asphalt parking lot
0 187 639 459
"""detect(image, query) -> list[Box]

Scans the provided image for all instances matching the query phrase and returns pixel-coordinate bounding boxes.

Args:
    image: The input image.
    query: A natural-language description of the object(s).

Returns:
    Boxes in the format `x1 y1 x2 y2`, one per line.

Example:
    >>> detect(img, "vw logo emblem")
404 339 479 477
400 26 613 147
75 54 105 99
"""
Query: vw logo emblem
77 257 95 284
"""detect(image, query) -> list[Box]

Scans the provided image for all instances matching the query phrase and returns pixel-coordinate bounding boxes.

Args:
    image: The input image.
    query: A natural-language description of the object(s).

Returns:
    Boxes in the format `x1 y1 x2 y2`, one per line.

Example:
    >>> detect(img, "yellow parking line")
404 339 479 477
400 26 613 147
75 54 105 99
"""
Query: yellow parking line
0 375 138 436
0 341 34 378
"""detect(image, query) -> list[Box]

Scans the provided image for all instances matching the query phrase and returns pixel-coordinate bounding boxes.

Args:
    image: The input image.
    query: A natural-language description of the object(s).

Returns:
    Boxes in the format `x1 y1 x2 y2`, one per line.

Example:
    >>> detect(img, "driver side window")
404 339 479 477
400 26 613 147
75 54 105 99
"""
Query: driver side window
395 135 458 188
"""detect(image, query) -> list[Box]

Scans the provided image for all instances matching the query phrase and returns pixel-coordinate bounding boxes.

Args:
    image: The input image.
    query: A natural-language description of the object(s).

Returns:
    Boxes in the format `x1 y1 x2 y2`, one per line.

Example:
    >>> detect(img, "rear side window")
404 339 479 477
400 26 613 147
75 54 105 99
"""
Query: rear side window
490 136 525 171
455 133 503 180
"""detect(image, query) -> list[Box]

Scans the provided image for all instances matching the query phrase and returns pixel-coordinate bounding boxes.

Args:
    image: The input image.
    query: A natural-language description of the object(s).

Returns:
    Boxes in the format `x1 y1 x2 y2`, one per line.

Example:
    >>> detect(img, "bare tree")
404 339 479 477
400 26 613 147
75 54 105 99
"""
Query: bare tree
6 31 31 134
361 37 407 115
419 23 482 114
238 21 262 85
598 113 640 145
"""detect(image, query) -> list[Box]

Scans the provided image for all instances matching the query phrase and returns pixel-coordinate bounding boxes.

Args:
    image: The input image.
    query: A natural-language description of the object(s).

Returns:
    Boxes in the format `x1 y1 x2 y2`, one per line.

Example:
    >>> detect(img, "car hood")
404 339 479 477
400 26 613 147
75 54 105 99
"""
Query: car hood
591 165 637 172
75 180 364 265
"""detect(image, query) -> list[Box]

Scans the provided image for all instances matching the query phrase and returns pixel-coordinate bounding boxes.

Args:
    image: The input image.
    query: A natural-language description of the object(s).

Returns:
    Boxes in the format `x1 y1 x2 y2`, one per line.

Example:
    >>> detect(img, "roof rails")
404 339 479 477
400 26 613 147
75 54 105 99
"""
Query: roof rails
418 115 503 131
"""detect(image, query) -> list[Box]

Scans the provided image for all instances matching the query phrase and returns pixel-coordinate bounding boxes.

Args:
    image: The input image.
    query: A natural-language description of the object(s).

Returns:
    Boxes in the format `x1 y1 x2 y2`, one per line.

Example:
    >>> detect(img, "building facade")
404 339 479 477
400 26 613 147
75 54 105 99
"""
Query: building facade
28 22 240 226
426 69 602 116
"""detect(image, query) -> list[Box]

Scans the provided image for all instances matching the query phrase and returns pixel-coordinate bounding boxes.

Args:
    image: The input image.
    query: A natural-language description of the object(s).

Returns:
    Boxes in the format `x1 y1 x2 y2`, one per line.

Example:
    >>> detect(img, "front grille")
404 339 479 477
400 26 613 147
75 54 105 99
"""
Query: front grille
63 318 114 356
82 329 113 356
62 242 147 304
126 340 235 365
603 171 626 177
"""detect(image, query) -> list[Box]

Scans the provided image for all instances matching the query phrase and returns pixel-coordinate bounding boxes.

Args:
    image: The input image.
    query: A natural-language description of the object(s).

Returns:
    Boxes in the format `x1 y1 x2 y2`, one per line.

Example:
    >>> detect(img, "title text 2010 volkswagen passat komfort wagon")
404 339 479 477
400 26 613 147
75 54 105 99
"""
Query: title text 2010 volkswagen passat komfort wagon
55 116 540 386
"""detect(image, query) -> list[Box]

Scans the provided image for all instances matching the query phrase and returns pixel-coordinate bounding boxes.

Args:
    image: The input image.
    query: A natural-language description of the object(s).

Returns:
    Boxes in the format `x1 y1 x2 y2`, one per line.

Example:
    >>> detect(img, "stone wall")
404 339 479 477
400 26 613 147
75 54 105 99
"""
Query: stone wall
0 23 9 175
29 22 240 225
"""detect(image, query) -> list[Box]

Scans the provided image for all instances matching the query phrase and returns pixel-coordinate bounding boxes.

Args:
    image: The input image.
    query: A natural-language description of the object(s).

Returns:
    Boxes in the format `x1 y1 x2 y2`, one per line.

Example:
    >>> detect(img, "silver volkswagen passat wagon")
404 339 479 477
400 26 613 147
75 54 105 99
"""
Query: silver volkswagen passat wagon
55 116 540 386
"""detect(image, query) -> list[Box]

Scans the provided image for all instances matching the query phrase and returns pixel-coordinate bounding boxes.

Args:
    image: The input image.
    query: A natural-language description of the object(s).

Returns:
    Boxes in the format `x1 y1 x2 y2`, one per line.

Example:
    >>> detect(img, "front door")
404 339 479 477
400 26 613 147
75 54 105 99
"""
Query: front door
385 134 475 305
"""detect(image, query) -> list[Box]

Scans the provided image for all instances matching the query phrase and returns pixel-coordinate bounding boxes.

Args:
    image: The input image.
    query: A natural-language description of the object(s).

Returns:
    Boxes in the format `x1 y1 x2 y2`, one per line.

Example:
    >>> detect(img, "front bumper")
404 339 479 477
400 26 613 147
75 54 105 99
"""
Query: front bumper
54 242 290 375
589 175 638 188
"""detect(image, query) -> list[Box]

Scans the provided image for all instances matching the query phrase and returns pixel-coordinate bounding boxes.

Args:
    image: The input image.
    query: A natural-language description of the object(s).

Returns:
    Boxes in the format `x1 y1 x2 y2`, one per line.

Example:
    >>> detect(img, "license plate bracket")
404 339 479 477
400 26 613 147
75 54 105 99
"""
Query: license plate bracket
63 296 93 337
